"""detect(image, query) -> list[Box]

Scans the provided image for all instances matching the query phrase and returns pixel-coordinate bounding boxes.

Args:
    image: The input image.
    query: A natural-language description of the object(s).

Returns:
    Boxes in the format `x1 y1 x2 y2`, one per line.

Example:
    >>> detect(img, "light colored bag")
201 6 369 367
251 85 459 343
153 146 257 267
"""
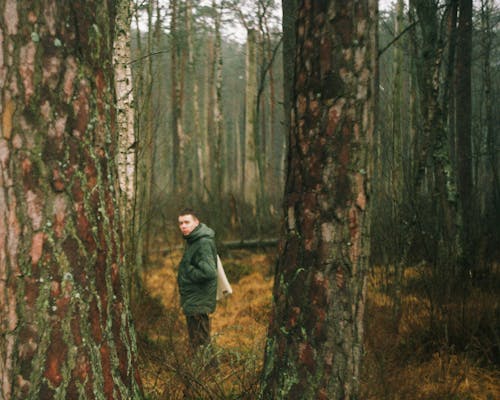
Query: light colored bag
216 255 232 300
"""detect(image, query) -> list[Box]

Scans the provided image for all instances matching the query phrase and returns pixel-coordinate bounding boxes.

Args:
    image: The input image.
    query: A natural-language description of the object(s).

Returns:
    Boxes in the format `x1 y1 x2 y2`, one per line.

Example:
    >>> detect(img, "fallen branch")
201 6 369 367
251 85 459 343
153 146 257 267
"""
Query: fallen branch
153 238 279 255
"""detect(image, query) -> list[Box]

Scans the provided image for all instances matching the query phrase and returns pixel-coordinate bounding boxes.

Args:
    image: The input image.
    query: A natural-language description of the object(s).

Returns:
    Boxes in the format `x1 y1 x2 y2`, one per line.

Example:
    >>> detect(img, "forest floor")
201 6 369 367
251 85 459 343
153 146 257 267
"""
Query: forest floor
134 249 500 399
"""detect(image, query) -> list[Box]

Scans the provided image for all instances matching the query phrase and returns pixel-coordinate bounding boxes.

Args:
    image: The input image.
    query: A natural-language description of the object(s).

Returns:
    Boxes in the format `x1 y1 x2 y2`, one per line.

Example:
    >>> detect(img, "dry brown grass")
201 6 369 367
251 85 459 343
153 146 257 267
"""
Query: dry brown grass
135 249 274 399
362 265 500 400
135 254 500 399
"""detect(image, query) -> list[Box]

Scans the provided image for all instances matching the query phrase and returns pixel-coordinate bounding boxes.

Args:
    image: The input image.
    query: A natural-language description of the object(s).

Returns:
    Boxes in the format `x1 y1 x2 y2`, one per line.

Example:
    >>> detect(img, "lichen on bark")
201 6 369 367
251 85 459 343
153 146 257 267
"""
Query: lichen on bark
261 1 377 399
0 1 142 399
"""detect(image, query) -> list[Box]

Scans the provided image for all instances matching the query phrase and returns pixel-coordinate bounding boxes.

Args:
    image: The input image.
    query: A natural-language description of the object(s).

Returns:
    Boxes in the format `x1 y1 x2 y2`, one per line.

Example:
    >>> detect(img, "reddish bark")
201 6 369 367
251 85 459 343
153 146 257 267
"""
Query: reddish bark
262 1 376 398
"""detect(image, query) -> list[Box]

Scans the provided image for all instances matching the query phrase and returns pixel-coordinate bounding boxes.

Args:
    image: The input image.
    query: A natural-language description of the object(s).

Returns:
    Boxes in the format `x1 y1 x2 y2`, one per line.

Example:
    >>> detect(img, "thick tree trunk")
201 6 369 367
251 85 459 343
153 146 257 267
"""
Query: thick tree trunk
261 1 377 399
0 1 143 399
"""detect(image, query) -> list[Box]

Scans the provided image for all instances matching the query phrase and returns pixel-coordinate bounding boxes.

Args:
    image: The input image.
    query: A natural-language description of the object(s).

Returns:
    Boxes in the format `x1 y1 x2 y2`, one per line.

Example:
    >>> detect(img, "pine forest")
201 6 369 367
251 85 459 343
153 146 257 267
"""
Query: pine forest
1 1 499 399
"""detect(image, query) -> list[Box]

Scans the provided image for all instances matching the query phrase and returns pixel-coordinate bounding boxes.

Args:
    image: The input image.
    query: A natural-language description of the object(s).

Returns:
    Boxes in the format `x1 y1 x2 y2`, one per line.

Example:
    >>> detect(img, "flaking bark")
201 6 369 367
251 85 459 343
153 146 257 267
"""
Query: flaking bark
261 1 377 399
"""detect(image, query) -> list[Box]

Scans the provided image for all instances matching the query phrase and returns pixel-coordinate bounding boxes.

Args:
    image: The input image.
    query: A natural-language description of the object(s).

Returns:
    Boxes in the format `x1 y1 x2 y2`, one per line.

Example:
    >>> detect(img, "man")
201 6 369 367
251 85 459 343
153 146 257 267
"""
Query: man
177 208 218 350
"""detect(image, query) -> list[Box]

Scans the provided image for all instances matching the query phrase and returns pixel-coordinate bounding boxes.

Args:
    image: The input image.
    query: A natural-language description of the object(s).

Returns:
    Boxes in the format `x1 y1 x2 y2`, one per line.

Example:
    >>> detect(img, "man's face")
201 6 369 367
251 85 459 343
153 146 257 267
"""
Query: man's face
178 214 199 236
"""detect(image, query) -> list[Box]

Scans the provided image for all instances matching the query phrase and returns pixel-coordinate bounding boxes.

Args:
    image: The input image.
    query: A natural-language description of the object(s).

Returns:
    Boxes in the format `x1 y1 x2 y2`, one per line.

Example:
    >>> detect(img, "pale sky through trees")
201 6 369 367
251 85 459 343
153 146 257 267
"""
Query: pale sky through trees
138 1 397 43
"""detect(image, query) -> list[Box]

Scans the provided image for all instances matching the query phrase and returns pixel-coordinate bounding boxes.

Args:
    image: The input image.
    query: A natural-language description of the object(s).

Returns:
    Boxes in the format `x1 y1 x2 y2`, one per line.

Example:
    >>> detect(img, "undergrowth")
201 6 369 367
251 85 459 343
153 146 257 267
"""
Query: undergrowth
133 250 500 399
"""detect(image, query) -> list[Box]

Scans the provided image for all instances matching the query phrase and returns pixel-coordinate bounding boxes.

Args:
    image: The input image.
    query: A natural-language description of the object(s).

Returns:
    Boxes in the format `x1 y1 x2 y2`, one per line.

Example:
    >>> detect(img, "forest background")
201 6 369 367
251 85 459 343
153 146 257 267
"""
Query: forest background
0 0 499 399
128 0 500 399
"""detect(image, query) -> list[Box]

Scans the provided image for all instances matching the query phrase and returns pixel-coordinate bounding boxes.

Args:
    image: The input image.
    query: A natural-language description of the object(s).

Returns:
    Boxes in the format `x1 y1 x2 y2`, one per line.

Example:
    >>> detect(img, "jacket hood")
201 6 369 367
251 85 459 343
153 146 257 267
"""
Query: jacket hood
184 223 215 244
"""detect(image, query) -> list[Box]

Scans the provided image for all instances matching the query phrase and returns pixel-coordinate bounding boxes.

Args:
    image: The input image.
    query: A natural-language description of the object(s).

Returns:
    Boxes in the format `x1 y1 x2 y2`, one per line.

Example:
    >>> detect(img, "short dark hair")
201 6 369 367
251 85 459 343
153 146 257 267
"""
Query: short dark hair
178 207 199 220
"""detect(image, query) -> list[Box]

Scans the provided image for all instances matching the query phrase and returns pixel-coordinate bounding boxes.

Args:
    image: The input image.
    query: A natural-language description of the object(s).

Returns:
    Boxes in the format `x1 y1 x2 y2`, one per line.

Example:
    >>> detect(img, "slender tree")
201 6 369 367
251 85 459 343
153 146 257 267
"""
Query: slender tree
455 0 473 271
170 0 185 190
212 0 225 200
115 0 136 229
243 28 260 212
409 0 461 275
132 0 156 287
261 1 377 399
114 0 137 297
0 1 143 398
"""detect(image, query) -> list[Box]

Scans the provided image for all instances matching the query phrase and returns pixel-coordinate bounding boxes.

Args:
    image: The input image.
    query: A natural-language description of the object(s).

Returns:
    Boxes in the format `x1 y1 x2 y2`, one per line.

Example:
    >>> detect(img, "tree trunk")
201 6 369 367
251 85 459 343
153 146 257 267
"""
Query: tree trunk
391 0 406 326
186 0 204 200
455 0 473 271
132 0 155 285
243 28 260 212
114 0 137 297
203 35 215 197
212 0 225 200
261 1 377 399
115 0 135 228
410 0 460 272
281 0 297 137
480 0 499 213
170 0 185 190
0 1 143 398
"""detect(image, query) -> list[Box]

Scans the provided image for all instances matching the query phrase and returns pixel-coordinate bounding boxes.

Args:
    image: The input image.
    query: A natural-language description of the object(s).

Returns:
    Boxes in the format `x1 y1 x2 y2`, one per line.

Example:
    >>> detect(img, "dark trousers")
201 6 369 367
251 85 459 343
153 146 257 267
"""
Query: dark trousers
186 313 210 349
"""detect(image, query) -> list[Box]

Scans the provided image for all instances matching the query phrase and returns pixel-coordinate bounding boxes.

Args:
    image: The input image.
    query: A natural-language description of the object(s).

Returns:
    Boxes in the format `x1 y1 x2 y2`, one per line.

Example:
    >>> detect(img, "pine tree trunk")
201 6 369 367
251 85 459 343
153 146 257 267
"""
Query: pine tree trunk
261 1 377 399
0 1 143 398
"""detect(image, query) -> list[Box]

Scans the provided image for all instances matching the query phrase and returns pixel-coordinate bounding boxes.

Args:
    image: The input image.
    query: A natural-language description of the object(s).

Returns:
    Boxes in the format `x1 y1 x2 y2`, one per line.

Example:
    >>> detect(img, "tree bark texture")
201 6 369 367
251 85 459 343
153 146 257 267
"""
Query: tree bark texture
0 1 143 398
261 1 377 399
114 0 135 229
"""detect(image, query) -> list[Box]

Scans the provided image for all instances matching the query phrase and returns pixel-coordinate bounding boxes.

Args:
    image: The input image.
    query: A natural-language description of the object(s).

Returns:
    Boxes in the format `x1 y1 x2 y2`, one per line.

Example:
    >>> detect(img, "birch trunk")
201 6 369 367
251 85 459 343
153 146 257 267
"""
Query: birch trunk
114 0 136 262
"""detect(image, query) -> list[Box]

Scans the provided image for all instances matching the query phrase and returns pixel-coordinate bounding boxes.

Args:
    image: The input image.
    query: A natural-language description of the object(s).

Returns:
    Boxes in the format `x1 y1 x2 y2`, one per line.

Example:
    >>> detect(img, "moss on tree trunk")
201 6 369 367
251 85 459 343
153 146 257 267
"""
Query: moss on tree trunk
0 1 143 399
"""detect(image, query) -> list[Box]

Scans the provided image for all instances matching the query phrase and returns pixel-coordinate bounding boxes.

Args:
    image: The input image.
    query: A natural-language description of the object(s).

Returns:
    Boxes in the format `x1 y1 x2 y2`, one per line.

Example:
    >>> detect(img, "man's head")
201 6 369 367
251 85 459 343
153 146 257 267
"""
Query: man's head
178 208 200 236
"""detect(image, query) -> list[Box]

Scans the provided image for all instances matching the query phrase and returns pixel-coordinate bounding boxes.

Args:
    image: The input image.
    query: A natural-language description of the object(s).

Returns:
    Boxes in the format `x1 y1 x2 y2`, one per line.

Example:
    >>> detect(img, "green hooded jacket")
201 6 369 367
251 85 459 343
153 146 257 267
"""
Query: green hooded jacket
177 223 218 316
